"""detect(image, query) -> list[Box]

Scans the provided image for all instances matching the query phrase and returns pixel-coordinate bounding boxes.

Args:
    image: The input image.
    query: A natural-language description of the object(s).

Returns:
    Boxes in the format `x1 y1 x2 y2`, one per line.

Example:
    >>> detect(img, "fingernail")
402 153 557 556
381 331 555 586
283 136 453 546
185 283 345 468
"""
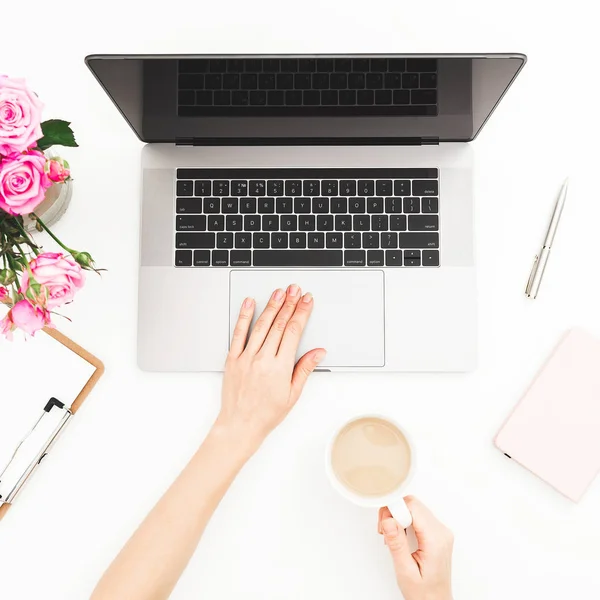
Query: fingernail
243 297 254 309
382 518 399 537
288 284 300 297
273 288 285 301
302 292 313 303
314 350 326 362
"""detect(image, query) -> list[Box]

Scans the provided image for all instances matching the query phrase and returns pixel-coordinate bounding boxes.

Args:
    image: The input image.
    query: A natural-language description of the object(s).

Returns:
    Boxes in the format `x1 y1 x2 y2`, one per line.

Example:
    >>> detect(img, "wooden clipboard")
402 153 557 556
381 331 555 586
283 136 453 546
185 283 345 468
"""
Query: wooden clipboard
0 327 104 521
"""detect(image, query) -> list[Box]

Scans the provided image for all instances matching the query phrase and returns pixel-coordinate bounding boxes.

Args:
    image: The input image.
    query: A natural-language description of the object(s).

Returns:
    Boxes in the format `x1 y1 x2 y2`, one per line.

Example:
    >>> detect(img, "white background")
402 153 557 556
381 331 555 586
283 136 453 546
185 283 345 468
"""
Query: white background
2 1 600 598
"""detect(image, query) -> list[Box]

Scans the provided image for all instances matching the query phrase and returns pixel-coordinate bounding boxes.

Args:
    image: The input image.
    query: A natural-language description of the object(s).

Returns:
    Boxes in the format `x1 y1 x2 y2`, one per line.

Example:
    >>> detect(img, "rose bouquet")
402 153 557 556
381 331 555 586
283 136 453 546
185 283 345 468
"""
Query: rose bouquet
0 75 99 340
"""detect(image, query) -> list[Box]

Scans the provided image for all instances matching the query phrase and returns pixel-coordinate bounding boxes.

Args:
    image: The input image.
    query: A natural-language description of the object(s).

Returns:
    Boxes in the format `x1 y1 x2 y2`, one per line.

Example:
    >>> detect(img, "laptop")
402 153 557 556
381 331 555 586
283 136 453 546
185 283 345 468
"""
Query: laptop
86 53 526 372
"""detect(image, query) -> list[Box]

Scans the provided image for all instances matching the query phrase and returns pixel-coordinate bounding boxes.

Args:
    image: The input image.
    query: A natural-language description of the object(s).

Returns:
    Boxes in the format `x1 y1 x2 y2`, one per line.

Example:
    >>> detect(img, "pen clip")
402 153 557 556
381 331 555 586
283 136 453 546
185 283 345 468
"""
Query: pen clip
525 254 539 296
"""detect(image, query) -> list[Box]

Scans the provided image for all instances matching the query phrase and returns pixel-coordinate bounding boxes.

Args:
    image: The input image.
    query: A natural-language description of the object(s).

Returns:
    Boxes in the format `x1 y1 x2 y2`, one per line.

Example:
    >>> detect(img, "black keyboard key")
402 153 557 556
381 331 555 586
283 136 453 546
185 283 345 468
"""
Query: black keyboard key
262 215 279 231
340 181 356 196
353 215 371 231
331 198 348 213
303 90 321 106
286 180 303 196
250 180 266 196
357 90 374 105
409 215 439 231
312 73 329 90
402 73 419 89
335 58 352 72
276 197 293 213
230 250 252 266
353 59 370 72
295 73 312 89
299 215 316 231
381 232 397 248
393 90 410 104
339 90 357 105
362 232 379 248
213 181 229 196
349 198 365 213
235 233 251 248
176 198 203 214
270 91 285 107
259 198 275 213
177 180 194 196
205 74 222 90
177 215 206 231
308 232 325 248
286 91 303 105
317 58 334 72
277 73 294 90
422 250 439 266
407 58 437 72
405 257 421 267
213 91 231 106
372 58 388 71
404 250 420 259
335 215 352 231
253 232 270 249
312 198 329 213
268 180 284 196
385 73 403 89
385 197 402 213
230 181 248 196
321 90 338 105
231 91 249 106
366 73 383 89
290 233 307 248
196 91 213 105
403 197 420 213
344 232 361 248
217 232 233 249
263 59 280 72
223 74 240 89
281 215 298 231
372 215 389 231
281 58 298 72
394 180 411 195
398 233 439 248
317 214 334 231
375 180 392 196
226 215 243 231
179 82 201 97
385 250 403 266
222 198 238 213
326 233 342 248
367 250 384 267
294 197 311 213
412 89 437 105
244 59 262 72
254 250 342 267
240 198 257 213
194 180 211 196
298 59 316 72
412 180 439 196
390 215 407 231
367 197 384 213
375 90 392 105
345 250 365 267
321 181 338 196
193 250 210 266
304 180 320 195
389 58 406 72
240 74 257 88
271 232 288 248
209 59 226 73
175 249 192 266
244 215 261 231
420 73 437 89
422 197 439 213
208 216 225 231
250 90 267 105
203 198 220 213
330 73 347 89
358 180 374 196
176 233 215 249
348 73 365 89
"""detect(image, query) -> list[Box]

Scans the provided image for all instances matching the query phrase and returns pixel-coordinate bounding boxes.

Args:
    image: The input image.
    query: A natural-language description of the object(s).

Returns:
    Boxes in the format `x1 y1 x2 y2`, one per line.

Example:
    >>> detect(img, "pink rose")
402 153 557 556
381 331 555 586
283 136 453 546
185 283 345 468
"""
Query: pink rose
0 286 7 301
45 157 70 183
0 149 51 215
1 299 51 338
21 252 85 309
0 76 44 155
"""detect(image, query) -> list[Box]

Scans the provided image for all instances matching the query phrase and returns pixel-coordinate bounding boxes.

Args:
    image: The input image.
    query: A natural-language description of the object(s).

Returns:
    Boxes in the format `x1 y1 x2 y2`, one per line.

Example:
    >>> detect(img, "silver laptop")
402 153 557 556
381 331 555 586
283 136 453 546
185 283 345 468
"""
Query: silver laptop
86 53 526 372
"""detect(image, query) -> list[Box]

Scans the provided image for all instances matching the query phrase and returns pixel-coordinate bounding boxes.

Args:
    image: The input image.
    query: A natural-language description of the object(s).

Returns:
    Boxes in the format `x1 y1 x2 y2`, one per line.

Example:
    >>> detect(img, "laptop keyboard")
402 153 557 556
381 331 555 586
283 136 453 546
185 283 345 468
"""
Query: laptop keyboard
175 169 439 268
177 58 438 117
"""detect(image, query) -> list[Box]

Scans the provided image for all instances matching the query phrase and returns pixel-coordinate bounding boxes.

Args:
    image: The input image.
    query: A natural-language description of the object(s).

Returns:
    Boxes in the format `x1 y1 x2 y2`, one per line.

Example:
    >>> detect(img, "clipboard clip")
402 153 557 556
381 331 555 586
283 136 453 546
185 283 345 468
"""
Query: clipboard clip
0 398 72 505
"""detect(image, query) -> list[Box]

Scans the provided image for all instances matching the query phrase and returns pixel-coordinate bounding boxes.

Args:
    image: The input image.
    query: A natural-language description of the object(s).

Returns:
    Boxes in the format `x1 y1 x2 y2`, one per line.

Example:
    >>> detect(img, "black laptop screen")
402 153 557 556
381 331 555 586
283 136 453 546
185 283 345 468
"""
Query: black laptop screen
86 54 525 144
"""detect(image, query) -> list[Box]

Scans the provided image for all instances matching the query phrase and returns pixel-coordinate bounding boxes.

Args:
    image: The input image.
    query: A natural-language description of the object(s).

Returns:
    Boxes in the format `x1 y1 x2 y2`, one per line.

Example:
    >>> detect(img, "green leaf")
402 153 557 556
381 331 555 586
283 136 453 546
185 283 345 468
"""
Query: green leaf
37 119 78 151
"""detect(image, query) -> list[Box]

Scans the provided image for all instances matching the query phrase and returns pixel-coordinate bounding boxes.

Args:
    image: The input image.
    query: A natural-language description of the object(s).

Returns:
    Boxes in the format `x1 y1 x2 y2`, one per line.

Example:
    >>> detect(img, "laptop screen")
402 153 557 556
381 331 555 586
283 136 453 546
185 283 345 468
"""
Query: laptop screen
86 54 525 144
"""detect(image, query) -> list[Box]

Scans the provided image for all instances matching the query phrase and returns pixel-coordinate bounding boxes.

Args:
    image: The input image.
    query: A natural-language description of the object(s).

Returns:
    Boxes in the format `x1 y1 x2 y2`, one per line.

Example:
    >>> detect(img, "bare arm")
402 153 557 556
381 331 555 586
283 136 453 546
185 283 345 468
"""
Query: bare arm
91 285 324 600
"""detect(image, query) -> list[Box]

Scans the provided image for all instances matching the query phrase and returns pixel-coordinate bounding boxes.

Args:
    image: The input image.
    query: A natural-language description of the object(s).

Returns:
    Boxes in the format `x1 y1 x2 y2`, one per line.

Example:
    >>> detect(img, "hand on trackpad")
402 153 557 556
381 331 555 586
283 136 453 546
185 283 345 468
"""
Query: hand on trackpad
229 270 385 368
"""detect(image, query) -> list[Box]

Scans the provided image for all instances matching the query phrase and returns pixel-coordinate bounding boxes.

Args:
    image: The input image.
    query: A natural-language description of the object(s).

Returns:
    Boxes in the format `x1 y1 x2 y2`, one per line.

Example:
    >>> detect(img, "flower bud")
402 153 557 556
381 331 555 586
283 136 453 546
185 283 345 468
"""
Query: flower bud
44 157 71 183
0 268 16 286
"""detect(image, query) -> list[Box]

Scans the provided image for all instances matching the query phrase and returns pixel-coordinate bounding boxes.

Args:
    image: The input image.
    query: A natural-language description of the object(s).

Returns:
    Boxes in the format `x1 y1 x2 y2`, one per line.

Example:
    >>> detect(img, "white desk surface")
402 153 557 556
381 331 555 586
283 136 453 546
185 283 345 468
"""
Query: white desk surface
2 1 600 598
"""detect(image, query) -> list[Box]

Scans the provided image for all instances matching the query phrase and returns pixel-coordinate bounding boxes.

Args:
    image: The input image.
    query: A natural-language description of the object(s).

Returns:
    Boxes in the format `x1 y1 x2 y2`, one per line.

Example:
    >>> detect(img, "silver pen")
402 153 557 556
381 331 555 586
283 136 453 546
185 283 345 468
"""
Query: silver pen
525 179 569 299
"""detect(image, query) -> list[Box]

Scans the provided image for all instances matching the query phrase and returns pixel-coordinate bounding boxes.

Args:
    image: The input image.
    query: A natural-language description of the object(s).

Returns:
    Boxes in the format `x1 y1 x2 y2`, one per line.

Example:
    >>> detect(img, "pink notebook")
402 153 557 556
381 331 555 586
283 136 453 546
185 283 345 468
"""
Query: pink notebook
495 329 600 502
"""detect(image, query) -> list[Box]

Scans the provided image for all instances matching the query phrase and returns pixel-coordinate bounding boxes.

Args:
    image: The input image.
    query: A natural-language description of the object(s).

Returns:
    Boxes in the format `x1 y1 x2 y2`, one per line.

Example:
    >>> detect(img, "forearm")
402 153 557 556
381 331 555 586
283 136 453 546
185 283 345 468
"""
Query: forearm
91 424 256 600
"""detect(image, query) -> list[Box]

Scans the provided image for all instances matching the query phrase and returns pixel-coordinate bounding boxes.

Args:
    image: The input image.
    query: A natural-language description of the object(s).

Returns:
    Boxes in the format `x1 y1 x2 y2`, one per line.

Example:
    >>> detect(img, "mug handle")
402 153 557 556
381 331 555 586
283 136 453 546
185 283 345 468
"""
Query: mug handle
388 498 413 529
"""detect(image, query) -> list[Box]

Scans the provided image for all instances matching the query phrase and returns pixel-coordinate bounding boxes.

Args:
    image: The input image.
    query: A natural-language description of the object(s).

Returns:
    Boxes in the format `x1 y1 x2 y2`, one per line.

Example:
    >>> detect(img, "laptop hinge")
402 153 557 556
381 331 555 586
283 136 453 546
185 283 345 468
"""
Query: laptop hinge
176 137 439 147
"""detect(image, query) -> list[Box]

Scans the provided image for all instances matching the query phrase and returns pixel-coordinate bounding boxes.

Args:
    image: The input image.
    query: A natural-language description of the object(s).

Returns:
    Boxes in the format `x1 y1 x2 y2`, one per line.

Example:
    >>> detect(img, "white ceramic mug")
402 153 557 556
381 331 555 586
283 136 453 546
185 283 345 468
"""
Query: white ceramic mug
326 414 415 529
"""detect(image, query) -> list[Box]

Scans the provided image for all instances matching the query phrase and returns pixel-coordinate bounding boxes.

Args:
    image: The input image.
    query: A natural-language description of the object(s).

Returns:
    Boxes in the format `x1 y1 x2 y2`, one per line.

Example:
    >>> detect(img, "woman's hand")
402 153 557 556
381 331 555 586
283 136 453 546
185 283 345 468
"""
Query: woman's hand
216 284 326 453
378 496 454 600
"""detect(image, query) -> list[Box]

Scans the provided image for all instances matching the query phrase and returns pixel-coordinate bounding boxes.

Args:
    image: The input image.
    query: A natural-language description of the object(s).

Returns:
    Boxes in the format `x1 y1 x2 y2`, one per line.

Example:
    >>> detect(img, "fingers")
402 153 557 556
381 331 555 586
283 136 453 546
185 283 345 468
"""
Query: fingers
278 291 314 358
405 495 453 553
378 506 392 534
244 288 286 354
228 297 255 358
381 516 419 578
260 284 303 354
290 347 326 402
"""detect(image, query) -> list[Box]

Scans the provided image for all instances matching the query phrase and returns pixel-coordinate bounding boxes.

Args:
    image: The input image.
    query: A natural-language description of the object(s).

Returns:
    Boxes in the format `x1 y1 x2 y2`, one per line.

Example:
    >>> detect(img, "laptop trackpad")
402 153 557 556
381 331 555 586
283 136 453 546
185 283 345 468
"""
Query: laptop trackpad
229 270 385 368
